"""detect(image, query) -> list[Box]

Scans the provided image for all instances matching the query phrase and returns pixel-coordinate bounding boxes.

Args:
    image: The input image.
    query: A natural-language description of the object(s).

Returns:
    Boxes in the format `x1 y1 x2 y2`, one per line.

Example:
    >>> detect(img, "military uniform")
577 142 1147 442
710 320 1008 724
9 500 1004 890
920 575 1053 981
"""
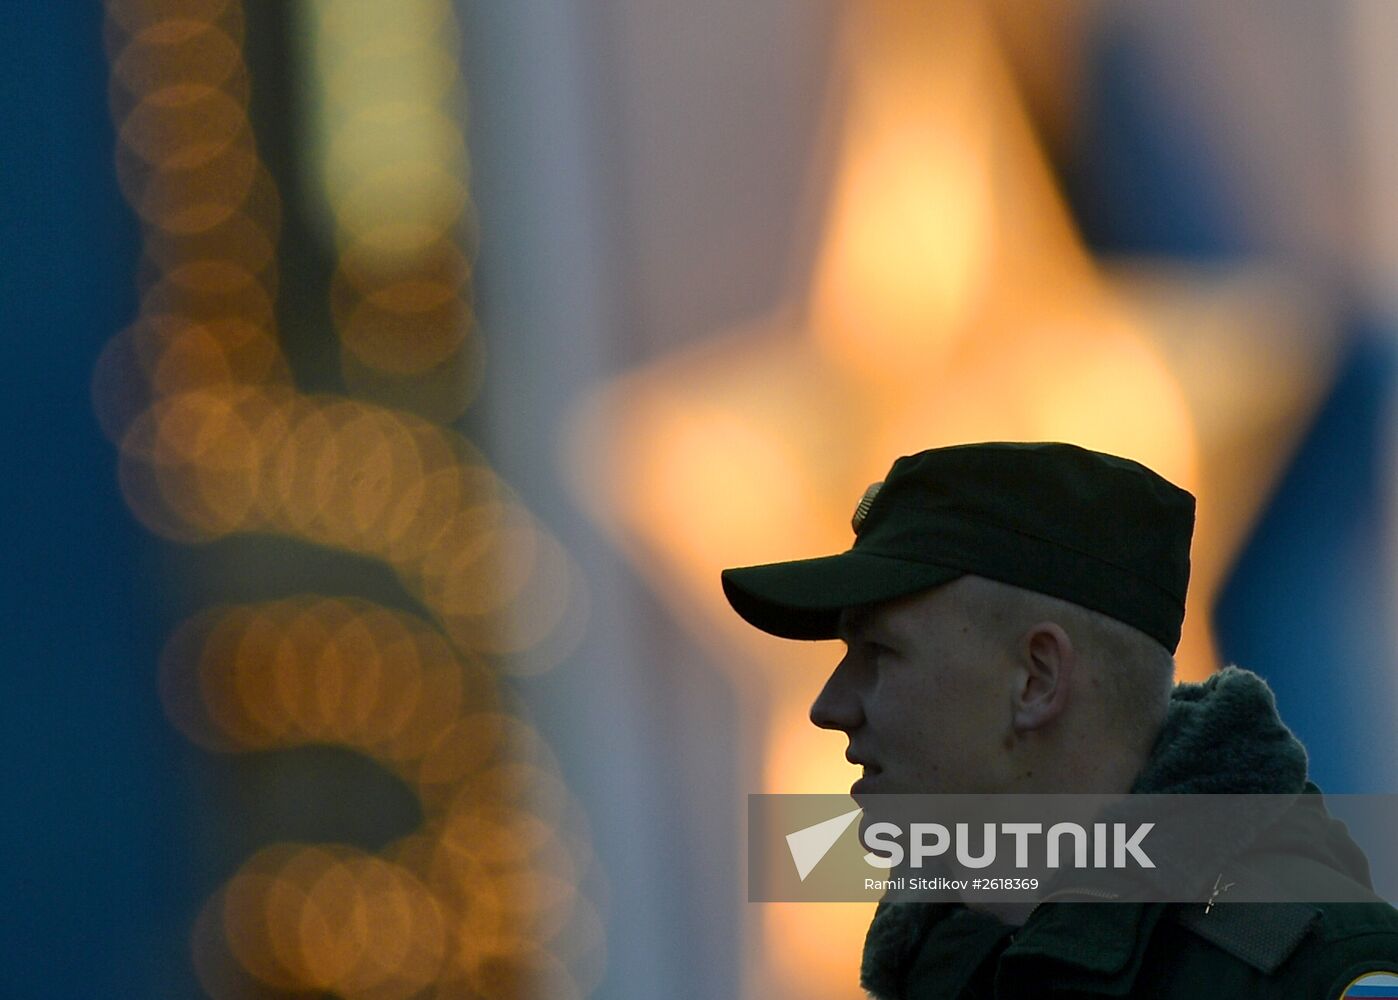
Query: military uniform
719 444 1398 998
862 891 1398 998
860 669 1398 999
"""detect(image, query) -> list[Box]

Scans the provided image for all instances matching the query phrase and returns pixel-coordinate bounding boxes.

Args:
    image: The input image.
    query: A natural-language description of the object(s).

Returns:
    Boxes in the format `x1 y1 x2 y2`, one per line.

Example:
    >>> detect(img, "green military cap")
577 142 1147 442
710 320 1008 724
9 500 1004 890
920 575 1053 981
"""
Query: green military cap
720 441 1196 652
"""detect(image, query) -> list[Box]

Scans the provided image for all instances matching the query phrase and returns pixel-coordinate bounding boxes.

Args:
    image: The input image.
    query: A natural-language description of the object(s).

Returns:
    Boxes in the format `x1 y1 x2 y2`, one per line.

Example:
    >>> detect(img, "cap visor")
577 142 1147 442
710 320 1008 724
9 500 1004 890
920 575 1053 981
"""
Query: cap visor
721 552 963 640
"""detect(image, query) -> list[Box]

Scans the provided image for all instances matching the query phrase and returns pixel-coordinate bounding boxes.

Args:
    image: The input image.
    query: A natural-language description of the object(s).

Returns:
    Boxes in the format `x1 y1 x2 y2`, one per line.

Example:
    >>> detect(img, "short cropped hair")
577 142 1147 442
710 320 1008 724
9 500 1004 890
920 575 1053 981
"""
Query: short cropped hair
955 575 1176 749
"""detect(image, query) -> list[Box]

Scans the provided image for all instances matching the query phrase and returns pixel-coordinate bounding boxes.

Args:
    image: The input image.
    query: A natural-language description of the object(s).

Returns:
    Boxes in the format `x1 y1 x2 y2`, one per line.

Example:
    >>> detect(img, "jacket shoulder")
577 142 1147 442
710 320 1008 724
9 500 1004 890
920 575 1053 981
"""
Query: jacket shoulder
1307 902 1398 999
1171 901 1398 996
1171 902 1319 974
1310 899 1398 943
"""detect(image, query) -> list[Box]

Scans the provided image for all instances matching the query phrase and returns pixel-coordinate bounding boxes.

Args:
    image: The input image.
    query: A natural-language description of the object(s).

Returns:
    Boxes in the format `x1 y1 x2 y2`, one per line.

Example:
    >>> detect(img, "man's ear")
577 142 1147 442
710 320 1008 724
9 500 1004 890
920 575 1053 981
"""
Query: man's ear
1012 622 1074 733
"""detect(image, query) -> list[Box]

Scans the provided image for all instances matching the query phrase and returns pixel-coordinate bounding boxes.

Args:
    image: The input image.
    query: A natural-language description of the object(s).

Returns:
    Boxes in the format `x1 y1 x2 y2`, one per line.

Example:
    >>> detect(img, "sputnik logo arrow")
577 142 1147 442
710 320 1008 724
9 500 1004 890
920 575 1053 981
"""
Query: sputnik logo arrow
786 808 862 881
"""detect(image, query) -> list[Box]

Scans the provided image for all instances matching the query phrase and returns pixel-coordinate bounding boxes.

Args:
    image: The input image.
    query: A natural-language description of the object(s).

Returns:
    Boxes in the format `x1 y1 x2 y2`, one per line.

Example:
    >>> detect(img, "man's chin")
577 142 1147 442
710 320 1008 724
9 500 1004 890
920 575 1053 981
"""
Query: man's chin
851 778 902 828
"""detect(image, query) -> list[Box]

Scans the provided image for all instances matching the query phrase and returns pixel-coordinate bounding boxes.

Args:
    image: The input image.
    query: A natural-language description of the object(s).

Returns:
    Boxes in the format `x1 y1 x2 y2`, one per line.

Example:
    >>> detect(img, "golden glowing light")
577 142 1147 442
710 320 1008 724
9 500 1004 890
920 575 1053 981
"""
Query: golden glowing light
158 598 495 756
220 843 305 990
101 0 580 658
305 0 478 416
337 224 467 286
109 379 585 667
119 83 249 169
105 1 603 995
810 7 992 380
105 0 238 38
190 888 261 1000
140 259 274 327
117 141 260 234
324 107 468 230
142 204 275 272
110 18 246 98
339 277 471 375
159 593 599 993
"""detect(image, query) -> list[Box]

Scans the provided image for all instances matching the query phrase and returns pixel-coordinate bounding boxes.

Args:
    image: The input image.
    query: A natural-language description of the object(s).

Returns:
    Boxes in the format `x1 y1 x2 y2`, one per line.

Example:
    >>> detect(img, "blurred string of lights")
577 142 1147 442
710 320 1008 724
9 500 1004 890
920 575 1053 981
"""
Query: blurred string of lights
310 0 486 422
95 1 603 996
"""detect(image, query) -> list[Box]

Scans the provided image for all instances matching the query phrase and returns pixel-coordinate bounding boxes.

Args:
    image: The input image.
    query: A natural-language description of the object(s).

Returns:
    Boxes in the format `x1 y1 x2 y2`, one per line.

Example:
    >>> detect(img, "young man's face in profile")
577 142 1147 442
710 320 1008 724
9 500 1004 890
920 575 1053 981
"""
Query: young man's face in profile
813 580 1015 798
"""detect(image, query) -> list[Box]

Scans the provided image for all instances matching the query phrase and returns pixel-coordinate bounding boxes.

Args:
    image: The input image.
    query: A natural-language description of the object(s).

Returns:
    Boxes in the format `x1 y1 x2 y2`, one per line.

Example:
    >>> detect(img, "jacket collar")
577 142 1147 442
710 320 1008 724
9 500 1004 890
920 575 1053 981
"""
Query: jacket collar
1129 666 1308 797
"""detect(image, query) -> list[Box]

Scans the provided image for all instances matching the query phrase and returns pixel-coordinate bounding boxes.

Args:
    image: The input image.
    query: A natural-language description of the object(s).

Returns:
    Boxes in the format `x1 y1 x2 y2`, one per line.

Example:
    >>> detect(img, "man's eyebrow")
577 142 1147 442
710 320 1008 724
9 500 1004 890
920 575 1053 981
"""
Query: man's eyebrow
835 610 863 644
837 608 883 644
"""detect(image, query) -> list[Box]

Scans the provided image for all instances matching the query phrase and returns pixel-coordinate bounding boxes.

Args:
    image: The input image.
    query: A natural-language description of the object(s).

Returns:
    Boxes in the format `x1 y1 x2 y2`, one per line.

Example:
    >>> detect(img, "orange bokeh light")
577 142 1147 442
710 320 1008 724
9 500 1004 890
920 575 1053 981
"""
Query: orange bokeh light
120 142 259 235
120 83 249 170
111 18 247 103
108 4 603 995
106 0 237 38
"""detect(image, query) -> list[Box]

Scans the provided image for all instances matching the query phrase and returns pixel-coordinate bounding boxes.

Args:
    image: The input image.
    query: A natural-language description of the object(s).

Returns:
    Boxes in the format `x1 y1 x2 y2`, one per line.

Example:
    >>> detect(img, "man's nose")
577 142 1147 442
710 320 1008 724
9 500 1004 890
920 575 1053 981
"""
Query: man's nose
809 656 864 732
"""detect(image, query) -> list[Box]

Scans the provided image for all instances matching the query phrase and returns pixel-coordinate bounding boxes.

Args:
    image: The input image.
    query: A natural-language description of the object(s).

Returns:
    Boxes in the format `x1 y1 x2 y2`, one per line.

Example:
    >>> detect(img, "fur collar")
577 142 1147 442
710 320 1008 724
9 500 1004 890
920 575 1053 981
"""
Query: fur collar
1130 666 1307 795
860 666 1309 998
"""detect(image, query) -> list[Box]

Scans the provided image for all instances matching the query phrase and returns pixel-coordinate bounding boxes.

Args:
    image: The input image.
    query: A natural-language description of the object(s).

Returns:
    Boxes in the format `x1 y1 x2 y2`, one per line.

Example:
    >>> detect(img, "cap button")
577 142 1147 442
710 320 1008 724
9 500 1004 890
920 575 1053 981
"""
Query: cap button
851 481 884 534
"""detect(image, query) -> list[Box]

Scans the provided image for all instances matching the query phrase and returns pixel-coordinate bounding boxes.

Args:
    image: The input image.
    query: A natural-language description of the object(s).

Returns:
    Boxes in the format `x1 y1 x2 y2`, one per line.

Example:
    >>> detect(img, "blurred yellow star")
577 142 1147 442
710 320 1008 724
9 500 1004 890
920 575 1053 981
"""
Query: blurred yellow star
570 2 1334 994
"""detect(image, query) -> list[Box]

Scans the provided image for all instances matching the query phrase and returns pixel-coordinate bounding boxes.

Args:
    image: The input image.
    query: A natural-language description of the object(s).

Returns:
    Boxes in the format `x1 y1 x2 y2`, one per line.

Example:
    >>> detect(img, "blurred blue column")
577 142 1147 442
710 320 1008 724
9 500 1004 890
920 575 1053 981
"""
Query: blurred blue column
1070 17 1398 793
0 6 203 997
1216 331 1398 793
458 1 736 997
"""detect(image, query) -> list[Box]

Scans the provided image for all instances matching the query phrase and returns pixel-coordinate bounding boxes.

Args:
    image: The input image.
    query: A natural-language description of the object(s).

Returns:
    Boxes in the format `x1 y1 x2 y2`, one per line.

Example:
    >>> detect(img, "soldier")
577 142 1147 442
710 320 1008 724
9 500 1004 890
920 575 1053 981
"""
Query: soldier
723 442 1398 998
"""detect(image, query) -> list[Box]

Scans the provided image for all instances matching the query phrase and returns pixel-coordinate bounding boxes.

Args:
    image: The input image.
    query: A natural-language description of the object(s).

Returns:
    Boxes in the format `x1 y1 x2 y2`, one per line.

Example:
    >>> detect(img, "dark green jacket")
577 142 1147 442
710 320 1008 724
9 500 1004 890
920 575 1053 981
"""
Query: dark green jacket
860 669 1398 999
